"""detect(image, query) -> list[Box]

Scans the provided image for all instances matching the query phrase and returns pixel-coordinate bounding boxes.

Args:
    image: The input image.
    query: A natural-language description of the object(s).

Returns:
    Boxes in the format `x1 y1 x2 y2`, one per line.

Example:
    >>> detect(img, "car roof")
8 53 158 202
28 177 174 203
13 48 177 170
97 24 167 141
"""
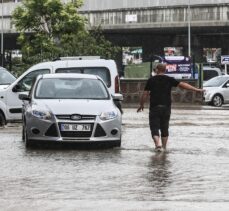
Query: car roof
41 73 99 79
216 75 229 78
203 66 221 71
31 59 116 69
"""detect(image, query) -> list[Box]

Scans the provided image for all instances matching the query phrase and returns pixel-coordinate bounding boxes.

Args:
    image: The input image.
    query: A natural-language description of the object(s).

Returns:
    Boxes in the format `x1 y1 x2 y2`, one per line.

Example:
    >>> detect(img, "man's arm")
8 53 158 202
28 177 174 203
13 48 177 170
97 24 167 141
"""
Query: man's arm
137 91 150 112
178 82 204 92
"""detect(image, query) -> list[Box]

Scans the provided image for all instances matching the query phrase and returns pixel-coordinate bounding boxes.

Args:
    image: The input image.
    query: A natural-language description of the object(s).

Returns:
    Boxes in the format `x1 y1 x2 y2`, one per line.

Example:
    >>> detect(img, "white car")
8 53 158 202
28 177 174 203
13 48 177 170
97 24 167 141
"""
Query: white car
0 67 16 125
0 57 122 125
203 75 229 107
19 73 122 148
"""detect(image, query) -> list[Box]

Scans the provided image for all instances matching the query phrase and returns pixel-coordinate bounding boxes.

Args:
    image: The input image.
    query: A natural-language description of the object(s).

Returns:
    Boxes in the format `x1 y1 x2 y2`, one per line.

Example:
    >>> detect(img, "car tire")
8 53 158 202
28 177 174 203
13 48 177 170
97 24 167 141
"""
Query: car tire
22 125 25 142
0 112 6 127
24 123 32 148
212 94 223 107
114 139 121 147
117 140 121 147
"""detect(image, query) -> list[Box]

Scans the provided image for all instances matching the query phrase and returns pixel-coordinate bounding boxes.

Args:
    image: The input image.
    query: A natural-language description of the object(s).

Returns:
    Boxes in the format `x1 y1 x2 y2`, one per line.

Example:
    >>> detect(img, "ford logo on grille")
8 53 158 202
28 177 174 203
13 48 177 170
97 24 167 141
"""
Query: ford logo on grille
71 114 81 120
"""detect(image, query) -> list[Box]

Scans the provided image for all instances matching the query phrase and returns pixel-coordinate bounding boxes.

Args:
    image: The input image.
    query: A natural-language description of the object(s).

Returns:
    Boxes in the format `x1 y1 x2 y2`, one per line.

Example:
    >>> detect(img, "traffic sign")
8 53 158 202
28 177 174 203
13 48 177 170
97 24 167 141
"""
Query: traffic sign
221 55 229 64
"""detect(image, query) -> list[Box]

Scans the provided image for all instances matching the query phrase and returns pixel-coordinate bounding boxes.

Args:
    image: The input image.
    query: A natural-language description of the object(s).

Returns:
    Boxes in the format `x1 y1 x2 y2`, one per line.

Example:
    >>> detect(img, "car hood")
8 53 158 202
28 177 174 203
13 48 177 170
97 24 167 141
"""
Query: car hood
203 86 219 91
0 84 10 90
33 99 115 115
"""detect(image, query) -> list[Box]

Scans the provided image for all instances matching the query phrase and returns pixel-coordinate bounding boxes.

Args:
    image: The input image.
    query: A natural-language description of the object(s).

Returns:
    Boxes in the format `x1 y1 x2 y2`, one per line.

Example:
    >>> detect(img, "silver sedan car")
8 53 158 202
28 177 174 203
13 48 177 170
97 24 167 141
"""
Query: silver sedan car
19 73 122 148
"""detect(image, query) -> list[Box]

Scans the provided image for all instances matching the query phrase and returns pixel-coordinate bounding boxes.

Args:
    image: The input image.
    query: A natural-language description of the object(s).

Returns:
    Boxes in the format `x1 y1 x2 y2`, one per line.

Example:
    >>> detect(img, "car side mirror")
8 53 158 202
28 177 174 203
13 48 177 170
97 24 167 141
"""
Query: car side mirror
12 84 21 92
19 94 31 101
226 83 229 88
112 93 123 101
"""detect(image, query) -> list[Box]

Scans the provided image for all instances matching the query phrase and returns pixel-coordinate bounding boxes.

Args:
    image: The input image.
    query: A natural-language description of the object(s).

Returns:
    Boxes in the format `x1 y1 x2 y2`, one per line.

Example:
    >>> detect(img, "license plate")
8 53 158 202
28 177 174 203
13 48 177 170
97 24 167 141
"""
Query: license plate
60 124 91 131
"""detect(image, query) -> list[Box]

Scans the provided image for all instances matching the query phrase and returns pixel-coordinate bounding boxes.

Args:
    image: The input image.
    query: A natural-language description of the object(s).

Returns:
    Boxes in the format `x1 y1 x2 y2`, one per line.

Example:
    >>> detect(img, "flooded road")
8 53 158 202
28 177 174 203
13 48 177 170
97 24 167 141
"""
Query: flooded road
1 108 229 210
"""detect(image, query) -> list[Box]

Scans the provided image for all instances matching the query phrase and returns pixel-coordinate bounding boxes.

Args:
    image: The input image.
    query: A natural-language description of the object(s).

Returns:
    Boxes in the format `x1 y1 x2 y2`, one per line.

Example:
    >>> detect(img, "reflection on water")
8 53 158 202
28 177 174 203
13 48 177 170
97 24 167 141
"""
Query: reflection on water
1 108 229 210
147 152 171 196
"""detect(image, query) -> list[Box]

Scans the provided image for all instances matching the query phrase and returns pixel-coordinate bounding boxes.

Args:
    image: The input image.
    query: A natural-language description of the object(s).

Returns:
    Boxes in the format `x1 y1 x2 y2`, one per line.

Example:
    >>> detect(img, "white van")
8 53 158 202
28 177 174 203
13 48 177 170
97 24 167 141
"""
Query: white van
0 57 122 125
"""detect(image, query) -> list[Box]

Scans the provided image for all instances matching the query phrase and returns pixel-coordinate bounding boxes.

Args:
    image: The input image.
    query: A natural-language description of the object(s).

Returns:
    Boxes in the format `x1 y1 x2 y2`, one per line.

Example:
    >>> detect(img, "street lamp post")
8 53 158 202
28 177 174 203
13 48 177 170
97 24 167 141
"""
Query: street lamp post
188 0 191 57
1 0 3 67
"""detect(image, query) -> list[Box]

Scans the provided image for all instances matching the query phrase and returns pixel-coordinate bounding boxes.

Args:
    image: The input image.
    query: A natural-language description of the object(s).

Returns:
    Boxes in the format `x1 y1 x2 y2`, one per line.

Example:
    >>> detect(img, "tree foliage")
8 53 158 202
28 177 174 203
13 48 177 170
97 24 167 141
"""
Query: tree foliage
60 26 120 59
12 0 119 69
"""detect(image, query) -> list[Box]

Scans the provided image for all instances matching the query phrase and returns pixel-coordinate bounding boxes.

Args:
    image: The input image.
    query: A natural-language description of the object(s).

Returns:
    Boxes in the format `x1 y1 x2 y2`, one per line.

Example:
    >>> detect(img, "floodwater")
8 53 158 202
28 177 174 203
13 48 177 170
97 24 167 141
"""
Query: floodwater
1 108 229 210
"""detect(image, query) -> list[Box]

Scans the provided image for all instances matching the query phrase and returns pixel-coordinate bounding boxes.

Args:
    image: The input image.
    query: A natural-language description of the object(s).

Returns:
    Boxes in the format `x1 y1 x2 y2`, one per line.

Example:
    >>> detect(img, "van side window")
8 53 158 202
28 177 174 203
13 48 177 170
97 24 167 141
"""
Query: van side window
17 69 50 92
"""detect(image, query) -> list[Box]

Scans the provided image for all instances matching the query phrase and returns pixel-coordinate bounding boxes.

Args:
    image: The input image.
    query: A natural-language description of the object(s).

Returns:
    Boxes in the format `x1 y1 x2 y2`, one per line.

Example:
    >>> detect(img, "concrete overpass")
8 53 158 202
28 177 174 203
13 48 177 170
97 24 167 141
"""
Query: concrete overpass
1 0 229 62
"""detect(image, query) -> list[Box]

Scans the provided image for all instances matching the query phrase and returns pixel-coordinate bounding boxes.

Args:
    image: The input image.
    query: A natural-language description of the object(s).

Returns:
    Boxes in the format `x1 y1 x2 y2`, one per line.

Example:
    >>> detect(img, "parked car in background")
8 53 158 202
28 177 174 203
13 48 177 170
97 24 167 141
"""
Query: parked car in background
203 75 229 107
0 57 122 126
203 66 222 83
20 73 122 148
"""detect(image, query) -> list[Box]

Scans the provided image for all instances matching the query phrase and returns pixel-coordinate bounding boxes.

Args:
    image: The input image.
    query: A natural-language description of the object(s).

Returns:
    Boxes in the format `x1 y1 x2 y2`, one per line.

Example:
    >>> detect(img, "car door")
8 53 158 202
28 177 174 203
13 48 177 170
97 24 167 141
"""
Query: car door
6 69 50 120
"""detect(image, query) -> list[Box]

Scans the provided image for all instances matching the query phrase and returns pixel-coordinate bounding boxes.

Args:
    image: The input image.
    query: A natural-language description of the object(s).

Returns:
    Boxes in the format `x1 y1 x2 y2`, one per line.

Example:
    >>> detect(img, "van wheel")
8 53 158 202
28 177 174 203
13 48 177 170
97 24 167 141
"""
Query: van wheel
212 95 223 107
0 112 6 126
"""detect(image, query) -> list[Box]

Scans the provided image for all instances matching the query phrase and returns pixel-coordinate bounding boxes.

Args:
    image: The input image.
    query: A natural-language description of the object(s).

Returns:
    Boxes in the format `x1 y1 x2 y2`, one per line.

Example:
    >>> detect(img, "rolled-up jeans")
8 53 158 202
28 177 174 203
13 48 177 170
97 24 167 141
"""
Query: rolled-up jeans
149 105 171 137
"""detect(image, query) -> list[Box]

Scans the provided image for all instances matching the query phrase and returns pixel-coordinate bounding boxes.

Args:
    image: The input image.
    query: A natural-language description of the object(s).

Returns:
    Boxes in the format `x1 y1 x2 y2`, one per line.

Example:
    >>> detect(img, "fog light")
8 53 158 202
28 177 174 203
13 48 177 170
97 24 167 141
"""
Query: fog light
31 128 40 134
111 129 118 135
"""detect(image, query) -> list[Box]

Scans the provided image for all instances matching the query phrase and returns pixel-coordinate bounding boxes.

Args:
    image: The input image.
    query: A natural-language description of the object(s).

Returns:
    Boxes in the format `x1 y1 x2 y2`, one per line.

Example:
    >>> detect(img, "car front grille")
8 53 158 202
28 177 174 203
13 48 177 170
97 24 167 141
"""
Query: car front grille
56 114 96 121
58 123 94 138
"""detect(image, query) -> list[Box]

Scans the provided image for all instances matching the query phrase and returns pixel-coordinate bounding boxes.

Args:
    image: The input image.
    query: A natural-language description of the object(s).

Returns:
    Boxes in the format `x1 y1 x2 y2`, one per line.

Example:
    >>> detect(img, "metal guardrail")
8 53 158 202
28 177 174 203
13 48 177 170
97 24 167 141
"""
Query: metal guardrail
0 2 228 33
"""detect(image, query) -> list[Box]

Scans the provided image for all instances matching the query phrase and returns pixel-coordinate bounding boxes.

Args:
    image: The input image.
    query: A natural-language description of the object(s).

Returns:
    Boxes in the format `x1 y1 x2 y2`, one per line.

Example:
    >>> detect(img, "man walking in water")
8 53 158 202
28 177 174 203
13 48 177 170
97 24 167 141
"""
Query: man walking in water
137 63 204 152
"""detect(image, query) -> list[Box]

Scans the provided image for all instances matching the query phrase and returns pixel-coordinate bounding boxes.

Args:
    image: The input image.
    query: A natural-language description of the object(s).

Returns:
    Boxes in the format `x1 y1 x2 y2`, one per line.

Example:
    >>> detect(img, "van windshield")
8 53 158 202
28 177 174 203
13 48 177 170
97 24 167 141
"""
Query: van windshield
0 68 16 85
55 67 111 87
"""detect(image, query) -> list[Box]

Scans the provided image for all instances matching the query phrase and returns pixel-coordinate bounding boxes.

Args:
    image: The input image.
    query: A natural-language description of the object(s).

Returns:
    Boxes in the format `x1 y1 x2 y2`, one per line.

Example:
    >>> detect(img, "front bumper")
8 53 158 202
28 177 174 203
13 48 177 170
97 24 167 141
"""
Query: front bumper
203 92 213 103
26 139 121 148
25 114 122 143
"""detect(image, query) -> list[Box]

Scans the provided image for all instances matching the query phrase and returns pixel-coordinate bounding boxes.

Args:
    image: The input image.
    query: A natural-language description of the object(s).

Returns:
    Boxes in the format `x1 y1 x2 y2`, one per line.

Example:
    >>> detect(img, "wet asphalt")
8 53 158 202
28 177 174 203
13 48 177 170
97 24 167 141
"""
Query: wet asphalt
0 107 229 210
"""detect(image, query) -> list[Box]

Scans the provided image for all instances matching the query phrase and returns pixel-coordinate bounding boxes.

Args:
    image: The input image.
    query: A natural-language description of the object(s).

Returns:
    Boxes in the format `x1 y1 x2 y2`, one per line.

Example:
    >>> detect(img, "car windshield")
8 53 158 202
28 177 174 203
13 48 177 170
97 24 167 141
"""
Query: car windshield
35 78 109 99
203 77 229 87
0 68 16 85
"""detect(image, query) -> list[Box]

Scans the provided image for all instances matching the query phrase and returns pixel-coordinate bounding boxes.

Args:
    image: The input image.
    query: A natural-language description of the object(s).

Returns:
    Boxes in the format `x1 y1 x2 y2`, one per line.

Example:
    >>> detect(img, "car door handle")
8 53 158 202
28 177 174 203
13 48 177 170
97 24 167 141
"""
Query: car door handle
0 96 3 99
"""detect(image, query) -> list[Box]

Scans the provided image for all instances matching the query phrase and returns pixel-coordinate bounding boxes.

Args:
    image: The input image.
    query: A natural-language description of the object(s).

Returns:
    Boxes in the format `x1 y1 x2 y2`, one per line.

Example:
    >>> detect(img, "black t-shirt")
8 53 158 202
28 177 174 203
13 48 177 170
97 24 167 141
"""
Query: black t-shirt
144 75 180 107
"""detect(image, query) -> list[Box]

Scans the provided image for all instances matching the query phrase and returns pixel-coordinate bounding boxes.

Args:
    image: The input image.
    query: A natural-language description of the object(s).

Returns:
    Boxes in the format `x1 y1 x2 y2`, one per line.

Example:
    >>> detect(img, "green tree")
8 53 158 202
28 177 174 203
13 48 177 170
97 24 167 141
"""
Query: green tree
13 0 85 63
60 26 120 59
12 0 120 71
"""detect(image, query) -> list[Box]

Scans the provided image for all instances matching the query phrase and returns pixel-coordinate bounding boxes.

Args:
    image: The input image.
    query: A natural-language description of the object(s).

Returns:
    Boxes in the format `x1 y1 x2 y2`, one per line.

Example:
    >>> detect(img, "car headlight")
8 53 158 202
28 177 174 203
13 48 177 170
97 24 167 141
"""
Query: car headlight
100 111 118 120
32 109 52 120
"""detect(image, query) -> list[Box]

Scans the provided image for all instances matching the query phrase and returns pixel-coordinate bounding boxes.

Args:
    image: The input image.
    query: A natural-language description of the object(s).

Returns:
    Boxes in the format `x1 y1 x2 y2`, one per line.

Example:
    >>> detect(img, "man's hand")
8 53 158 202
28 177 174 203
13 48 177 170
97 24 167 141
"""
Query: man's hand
137 105 144 112
137 90 149 113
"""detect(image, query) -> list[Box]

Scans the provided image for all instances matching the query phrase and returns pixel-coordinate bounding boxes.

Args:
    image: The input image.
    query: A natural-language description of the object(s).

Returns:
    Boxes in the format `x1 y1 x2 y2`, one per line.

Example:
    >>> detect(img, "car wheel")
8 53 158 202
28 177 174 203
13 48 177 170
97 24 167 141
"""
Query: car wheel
212 95 223 107
0 112 6 127
114 139 121 147
22 124 25 141
117 140 121 147
24 123 32 148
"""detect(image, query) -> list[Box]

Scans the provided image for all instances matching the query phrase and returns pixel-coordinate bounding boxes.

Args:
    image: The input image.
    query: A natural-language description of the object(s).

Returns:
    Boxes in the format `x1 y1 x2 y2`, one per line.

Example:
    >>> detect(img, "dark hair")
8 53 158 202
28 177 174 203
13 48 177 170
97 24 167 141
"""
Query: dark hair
156 63 166 73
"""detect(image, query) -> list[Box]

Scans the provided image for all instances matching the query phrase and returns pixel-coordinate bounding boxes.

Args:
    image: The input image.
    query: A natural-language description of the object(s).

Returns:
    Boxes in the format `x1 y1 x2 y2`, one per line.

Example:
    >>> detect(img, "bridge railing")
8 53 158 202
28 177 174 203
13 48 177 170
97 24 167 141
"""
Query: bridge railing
0 3 229 32
82 5 229 28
